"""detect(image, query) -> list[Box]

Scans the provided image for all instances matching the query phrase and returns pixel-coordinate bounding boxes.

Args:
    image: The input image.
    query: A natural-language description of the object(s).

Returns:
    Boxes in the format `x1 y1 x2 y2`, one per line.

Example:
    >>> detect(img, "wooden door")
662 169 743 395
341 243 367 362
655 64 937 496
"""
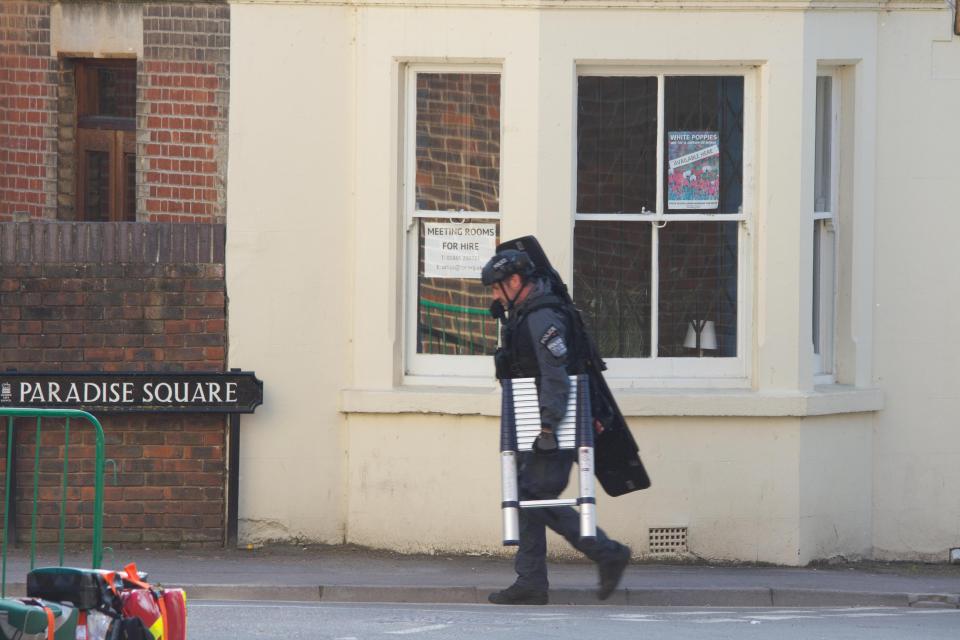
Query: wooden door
74 59 136 221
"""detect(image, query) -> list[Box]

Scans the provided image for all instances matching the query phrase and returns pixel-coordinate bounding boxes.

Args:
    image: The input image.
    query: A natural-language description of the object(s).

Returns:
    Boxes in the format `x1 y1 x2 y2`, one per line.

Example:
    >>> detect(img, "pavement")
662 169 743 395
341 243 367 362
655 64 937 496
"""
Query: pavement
1 544 959 608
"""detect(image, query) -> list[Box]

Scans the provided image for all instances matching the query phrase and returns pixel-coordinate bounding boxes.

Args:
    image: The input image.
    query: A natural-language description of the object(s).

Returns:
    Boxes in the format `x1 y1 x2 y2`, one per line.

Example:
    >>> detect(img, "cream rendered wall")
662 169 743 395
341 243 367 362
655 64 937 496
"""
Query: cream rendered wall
222 1 919 562
872 11 960 561
635 417 803 563
346 413 806 563
342 5 879 565
350 8 544 389
345 414 502 551
226 4 354 543
803 11 879 389
798 415 873 564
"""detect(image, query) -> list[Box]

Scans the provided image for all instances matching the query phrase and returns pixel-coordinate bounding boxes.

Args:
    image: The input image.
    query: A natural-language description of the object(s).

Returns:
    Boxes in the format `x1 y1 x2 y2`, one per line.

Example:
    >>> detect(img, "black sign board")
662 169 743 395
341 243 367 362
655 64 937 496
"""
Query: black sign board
0 372 263 414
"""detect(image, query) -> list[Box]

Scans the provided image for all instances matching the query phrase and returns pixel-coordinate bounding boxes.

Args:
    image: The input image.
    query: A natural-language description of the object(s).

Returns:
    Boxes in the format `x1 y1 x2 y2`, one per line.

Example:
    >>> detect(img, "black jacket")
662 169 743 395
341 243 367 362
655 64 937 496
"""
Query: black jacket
496 280 573 429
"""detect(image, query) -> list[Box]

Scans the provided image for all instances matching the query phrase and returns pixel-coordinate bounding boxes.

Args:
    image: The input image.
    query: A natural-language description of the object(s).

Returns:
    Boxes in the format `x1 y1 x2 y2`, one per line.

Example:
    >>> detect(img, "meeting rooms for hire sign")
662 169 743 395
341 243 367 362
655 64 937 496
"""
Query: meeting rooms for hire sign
423 222 498 278
0 372 263 414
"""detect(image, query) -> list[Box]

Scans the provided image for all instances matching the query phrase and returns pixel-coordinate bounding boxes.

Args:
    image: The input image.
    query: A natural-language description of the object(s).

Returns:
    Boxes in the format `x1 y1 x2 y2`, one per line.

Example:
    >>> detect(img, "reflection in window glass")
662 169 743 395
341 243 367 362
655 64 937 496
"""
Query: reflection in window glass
658 222 738 358
573 221 651 358
574 74 744 361
124 152 136 219
813 74 836 373
665 76 743 214
577 76 657 214
83 150 110 222
417 219 500 355
414 73 501 356
416 73 500 213
814 76 832 213
813 225 821 354
96 65 137 119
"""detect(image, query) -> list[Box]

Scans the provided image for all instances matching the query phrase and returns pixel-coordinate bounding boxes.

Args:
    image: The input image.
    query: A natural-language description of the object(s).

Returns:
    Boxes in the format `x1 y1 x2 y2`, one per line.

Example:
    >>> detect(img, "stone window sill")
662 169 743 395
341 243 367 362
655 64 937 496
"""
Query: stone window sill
340 384 883 418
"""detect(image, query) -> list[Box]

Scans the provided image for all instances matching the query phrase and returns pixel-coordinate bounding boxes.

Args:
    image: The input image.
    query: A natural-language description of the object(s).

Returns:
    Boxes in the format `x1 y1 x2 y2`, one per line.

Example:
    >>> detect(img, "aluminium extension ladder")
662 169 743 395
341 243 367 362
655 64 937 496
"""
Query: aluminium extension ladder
499 374 596 545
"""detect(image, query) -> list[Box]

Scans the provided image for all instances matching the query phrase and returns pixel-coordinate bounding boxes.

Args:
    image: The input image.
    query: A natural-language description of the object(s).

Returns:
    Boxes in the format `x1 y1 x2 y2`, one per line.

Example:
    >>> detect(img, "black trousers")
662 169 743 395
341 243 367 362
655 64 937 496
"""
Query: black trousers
514 450 626 591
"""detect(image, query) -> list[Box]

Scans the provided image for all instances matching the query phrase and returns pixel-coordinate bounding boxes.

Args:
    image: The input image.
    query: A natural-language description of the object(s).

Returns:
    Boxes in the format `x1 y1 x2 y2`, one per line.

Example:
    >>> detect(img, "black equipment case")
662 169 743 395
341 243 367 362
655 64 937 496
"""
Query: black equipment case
496 235 651 496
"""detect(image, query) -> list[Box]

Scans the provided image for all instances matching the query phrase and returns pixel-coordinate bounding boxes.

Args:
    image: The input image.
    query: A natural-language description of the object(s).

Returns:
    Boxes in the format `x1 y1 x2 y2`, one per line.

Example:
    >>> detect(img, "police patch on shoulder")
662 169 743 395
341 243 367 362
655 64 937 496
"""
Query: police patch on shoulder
539 325 560 346
540 325 567 358
546 337 568 358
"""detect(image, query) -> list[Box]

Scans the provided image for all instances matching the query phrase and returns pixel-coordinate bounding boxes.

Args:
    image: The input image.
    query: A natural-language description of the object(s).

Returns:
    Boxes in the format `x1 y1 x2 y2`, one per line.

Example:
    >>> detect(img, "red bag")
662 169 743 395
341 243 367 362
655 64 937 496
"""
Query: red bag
118 563 187 640
160 590 186 640
119 590 162 640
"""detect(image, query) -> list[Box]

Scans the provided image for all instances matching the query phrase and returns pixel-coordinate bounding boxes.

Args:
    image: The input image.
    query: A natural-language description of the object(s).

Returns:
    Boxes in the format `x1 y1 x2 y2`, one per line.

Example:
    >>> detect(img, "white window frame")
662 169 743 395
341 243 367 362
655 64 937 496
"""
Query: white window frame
812 70 840 383
402 64 503 381
573 66 755 388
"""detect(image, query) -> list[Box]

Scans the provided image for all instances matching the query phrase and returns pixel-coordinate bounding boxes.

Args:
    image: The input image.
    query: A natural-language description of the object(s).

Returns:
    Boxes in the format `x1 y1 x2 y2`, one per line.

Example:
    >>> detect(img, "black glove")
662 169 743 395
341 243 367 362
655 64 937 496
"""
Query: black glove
533 429 558 455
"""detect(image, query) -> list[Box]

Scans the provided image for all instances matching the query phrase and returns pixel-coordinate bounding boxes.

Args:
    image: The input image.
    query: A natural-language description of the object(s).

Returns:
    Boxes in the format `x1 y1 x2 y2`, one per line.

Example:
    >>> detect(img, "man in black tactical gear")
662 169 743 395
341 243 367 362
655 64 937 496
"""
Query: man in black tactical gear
483 248 631 606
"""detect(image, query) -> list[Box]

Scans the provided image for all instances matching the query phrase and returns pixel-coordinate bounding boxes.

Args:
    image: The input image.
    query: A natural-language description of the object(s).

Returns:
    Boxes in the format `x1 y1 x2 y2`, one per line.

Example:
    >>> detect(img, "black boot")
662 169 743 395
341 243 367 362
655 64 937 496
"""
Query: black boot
487 583 548 605
597 546 631 600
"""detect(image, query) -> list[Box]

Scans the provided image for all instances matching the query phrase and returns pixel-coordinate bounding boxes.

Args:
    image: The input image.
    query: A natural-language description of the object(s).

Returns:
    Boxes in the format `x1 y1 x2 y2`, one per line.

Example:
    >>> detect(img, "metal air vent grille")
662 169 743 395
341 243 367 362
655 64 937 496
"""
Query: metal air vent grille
649 527 688 554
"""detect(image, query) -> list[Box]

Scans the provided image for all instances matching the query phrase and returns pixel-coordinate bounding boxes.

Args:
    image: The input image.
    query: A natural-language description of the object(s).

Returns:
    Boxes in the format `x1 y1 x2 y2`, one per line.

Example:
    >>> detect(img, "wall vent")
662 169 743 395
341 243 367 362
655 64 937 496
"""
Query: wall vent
649 527 688 554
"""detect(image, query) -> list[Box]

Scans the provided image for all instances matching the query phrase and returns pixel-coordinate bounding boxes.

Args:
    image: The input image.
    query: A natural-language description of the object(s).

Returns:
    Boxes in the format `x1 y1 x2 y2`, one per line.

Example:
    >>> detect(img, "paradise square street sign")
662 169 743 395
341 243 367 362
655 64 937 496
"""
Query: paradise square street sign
0 372 263 414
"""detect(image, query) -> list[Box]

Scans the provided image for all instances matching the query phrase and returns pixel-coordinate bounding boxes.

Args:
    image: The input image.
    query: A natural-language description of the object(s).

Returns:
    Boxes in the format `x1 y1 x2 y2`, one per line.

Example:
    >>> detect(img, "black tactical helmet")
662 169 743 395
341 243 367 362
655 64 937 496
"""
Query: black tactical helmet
481 249 535 286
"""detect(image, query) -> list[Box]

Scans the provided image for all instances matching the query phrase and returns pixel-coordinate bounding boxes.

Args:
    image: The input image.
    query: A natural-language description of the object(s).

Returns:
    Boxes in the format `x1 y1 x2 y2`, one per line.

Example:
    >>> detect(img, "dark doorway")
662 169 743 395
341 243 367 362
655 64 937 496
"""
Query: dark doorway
75 59 136 221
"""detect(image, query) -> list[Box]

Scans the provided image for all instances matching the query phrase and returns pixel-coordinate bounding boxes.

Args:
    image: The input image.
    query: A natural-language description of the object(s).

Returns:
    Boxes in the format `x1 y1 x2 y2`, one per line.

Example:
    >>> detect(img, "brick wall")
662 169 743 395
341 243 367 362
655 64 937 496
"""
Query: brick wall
0 221 228 546
139 2 230 222
2 1 231 223
0 0 58 220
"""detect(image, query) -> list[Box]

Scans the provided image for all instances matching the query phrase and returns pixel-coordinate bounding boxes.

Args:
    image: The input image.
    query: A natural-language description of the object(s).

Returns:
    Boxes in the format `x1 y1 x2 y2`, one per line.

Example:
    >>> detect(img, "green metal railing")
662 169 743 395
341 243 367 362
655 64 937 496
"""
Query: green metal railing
419 298 495 355
1 408 105 597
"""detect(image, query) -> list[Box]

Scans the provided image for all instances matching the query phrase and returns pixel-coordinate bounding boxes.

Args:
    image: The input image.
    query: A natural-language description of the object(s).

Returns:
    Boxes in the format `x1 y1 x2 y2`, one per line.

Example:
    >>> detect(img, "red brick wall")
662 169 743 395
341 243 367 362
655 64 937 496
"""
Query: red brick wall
0 221 228 546
139 2 230 222
7 414 224 546
2 1 231 223
0 0 58 220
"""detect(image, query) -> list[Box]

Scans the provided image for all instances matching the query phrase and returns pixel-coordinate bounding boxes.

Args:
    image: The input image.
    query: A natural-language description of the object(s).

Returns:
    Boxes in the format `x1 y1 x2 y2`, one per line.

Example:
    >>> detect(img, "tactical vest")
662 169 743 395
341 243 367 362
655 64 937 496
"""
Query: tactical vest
496 294 586 380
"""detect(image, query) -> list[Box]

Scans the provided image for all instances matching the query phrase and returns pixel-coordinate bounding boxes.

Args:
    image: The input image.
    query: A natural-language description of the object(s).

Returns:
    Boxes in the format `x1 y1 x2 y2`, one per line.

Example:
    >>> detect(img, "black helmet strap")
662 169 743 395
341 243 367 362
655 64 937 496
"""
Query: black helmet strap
497 274 527 312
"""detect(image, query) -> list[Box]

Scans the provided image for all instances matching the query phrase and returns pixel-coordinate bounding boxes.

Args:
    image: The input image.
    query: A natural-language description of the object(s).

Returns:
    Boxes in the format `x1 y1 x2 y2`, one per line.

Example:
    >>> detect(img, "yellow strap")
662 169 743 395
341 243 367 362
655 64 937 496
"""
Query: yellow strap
148 615 164 640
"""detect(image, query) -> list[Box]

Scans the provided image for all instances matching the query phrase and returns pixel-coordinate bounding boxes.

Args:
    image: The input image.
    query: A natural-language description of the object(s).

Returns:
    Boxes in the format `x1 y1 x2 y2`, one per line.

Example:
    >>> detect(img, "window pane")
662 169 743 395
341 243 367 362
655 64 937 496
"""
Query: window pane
83 150 110 222
78 60 137 121
97 64 137 118
573 221 651 358
812 223 821 354
415 73 500 212
658 222 738 357
417 219 499 355
124 152 136 220
576 76 657 213
664 76 743 213
814 76 832 213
